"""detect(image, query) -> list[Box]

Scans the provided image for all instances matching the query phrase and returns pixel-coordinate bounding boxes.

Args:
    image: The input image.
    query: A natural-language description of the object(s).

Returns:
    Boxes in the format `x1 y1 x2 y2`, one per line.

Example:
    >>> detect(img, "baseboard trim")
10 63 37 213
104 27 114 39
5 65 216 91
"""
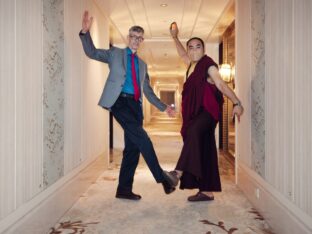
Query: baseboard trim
237 163 312 234
0 153 107 234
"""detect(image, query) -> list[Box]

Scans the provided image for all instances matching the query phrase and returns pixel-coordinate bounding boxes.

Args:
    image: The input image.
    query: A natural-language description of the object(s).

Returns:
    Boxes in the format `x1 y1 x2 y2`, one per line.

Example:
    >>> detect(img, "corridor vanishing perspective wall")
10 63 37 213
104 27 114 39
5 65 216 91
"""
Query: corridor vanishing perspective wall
0 0 109 232
236 0 312 233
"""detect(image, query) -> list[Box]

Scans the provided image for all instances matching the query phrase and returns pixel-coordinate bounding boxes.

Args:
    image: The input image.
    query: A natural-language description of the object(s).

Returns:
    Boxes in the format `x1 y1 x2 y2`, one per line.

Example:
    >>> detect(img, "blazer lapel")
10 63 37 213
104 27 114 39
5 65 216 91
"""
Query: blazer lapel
138 59 145 86
122 49 127 72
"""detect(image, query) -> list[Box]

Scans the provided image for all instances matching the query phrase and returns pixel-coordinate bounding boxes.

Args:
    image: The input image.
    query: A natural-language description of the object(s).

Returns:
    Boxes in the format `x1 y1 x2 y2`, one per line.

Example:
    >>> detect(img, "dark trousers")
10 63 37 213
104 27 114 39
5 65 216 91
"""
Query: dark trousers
176 110 221 192
111 96 164 193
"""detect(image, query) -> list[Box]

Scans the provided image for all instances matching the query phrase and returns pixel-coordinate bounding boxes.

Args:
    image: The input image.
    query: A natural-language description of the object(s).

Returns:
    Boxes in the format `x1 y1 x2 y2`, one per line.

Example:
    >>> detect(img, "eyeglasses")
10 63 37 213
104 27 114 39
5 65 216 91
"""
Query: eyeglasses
129 34 144 42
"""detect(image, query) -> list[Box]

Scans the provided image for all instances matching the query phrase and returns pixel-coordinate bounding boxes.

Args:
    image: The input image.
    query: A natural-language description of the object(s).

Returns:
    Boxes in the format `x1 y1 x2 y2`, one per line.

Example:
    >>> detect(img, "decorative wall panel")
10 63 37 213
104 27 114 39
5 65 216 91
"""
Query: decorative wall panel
250 0 265 177
42 0 65 188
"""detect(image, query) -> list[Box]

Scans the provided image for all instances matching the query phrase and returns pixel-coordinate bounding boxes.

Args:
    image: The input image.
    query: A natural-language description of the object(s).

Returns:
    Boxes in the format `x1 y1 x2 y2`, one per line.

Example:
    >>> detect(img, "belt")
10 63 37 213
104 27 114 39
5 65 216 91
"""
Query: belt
120 92 135 98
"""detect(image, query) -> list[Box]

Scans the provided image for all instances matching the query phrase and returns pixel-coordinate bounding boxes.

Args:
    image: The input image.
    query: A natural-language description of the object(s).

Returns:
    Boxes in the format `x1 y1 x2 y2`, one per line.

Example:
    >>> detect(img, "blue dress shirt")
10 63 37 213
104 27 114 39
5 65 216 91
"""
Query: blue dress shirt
121 47 140 94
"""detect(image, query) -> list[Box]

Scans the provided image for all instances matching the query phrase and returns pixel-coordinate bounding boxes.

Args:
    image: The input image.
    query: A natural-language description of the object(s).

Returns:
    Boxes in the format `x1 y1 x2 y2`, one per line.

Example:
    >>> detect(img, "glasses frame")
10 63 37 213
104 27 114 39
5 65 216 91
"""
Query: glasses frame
129 34 144 43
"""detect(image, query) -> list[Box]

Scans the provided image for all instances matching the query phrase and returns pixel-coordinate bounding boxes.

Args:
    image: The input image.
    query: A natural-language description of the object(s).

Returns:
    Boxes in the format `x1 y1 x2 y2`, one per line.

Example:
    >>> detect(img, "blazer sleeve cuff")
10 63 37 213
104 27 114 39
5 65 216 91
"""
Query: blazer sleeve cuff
79 30 89 36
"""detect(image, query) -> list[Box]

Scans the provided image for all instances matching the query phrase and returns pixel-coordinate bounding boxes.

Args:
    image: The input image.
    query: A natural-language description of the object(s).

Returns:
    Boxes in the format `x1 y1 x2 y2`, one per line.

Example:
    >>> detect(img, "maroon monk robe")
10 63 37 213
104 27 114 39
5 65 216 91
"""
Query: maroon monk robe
177 55 223 191
180 55 222 139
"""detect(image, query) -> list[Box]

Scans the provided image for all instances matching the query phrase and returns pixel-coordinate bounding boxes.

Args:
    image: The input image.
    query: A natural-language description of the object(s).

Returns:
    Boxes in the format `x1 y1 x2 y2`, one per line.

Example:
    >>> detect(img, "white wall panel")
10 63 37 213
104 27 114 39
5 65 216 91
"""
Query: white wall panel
293 0 312 217
265 0 294 199
0 0 16 219
265 0 312 217
64 0 84 173
81 0 109 163
235 0 252 167
64 0 109 172
15 0 43 208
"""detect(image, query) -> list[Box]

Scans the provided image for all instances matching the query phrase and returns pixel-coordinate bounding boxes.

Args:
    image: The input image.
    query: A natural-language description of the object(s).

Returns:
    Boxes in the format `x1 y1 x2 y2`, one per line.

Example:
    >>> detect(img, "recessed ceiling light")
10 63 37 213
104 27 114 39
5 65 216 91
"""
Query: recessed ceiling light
160 3 168 7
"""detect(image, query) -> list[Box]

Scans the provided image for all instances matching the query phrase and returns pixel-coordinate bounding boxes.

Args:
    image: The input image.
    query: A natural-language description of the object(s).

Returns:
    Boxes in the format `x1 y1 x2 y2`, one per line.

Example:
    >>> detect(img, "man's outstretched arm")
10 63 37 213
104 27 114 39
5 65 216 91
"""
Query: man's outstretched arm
79 10 112 63
143 73 175 117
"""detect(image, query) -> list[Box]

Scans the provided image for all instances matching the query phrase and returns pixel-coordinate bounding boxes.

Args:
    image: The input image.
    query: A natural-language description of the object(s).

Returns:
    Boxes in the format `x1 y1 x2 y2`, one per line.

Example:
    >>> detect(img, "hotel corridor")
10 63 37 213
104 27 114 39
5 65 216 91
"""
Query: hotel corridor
50 118 273 234
1 0 312 233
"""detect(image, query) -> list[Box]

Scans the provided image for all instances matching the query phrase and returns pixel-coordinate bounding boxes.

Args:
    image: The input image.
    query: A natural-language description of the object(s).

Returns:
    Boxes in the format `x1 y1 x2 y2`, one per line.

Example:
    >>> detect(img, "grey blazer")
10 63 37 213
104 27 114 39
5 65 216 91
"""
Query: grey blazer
79 31 167 111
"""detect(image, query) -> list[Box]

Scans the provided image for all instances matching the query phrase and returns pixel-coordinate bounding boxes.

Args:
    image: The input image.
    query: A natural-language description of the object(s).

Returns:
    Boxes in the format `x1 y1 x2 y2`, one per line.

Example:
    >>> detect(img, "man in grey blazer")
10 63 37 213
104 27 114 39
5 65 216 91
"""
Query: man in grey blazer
79 11 178 200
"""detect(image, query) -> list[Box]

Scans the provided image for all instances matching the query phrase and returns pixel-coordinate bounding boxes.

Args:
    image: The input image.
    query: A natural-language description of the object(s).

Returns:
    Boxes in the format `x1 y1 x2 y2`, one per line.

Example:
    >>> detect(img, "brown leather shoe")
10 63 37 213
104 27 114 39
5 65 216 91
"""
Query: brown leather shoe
187 192 214 202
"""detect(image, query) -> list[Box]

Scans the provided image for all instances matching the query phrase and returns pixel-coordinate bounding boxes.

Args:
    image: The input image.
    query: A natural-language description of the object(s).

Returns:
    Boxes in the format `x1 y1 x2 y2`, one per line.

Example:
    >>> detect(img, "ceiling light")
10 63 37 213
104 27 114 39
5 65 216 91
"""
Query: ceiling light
160 4 168 7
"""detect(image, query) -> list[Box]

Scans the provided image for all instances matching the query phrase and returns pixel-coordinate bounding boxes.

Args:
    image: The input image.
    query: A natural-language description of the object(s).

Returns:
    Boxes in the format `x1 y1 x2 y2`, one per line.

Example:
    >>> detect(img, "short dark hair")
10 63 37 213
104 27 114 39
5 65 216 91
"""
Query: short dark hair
129 26 144 34
186 37 205 50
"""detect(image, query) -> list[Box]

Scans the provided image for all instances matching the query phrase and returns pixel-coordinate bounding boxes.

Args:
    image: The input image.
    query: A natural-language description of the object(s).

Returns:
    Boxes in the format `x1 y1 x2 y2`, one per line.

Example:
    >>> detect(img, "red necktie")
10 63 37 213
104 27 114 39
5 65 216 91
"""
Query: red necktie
131 53 140 101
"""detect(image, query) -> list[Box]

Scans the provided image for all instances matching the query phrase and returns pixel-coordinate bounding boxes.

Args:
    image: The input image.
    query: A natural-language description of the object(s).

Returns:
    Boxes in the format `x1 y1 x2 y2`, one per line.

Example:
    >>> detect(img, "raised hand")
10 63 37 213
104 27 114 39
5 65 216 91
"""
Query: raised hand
82 10 93 33
170 22 179 38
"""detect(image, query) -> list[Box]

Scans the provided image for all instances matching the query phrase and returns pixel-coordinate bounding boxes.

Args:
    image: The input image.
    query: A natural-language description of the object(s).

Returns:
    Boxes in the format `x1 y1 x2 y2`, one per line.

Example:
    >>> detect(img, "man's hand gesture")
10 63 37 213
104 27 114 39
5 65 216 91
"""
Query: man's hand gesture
82 10 93 33
169 22 179 38
165 106 176 118
232 105 244 122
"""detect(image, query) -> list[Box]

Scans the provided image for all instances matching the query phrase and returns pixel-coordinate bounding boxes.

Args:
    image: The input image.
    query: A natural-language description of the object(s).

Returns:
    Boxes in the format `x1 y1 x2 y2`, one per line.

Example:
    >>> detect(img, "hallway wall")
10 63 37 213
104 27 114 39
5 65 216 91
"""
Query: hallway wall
0 0 109 232
64 0 109 174
236 0 312 233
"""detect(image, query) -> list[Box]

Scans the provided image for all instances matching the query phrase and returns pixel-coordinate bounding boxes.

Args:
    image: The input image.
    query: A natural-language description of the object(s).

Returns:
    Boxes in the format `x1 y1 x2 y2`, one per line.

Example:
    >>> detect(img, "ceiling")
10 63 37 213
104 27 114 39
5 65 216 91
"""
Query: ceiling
94 0 234 81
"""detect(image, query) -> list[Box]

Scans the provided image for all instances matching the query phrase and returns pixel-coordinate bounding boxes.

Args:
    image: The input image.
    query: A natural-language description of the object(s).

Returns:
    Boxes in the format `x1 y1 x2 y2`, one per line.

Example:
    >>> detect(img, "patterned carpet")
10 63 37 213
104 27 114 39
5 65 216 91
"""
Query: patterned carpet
50 133 274 234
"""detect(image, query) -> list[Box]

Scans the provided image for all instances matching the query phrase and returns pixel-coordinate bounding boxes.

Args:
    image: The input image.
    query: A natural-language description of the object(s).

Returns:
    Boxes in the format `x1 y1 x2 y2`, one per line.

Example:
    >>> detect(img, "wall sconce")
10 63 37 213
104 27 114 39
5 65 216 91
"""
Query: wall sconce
219 63 232 83
231 65 235 79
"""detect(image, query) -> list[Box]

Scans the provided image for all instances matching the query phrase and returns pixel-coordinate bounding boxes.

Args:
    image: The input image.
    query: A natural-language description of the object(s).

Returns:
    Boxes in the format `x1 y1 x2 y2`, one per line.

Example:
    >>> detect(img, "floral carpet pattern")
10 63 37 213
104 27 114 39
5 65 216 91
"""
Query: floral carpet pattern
51 133 274 234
